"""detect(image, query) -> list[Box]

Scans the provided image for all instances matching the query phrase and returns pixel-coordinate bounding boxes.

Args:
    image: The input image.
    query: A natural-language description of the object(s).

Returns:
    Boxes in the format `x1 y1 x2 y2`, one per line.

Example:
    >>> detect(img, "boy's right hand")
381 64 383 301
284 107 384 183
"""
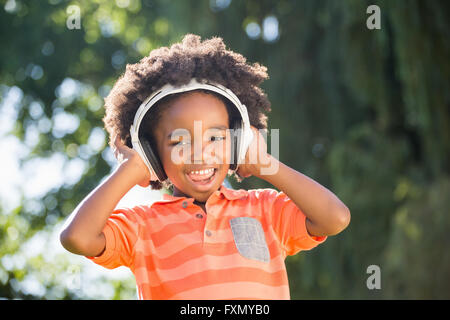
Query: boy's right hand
112 134 158 187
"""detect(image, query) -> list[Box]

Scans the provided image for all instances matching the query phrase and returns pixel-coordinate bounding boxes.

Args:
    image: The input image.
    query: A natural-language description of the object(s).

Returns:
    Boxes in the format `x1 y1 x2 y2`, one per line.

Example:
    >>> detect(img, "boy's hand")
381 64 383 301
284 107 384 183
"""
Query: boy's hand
112 134 158 187
236 126 274 179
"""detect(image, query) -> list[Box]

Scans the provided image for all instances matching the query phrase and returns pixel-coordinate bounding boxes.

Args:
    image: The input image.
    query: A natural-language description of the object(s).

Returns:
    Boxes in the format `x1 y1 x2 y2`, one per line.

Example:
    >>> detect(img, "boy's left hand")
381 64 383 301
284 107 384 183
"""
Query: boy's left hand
236 126 273 179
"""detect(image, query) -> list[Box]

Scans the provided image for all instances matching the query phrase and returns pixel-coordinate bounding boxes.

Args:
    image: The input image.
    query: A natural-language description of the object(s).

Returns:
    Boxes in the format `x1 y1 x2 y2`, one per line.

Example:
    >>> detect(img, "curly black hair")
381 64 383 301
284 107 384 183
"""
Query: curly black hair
102 34 271 190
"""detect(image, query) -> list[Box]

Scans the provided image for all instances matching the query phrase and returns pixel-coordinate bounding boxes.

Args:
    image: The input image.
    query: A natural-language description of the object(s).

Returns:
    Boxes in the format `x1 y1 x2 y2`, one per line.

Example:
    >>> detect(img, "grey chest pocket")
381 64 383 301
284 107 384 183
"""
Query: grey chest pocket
229 217 270 263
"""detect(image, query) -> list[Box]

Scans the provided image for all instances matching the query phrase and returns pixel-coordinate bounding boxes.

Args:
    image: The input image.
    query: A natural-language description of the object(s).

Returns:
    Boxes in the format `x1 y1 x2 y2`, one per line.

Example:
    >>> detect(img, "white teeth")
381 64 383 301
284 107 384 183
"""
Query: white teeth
189 168 214 175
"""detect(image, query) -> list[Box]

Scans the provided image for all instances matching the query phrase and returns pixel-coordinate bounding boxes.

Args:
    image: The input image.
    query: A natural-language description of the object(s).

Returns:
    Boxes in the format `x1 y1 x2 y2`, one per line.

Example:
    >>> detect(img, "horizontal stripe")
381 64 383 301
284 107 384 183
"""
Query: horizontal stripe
136 283 290 300
170 282 290 300
148 221 205 247
140 222 232 247
153 234 203 260
142 221 272 248
142 211 194 234
140 206 268 234
133 237 283 272
141 211 269 233
135 231 202 260
134 220 282 262
135 220 281 259
134 251 286 283
147 268 288 299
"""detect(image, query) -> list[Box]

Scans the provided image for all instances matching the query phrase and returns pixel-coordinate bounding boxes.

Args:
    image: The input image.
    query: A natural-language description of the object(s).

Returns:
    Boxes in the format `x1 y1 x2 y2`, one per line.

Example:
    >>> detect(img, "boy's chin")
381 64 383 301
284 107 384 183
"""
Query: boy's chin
176 167 228 199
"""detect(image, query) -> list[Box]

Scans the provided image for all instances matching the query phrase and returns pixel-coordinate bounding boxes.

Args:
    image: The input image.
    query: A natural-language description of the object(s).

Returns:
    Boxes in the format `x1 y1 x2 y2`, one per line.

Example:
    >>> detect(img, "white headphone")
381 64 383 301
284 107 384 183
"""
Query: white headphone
129 78 254 182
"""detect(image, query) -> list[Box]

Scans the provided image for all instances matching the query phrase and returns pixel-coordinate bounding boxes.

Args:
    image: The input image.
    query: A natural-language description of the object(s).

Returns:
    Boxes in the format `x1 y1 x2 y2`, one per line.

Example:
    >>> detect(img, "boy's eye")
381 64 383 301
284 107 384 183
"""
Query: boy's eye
173 141 190 146
210 136 225 142
170 136 225 146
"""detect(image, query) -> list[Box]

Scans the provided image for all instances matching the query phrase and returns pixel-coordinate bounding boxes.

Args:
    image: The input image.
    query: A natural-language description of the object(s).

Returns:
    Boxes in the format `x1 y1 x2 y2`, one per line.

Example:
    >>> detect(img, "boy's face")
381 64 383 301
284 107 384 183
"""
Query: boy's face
153 91 232 202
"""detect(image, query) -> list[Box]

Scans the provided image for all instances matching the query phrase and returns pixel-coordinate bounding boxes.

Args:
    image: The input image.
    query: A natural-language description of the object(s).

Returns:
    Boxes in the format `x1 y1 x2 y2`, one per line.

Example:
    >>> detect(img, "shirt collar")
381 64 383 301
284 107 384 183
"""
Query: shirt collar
157 184 248 204
219 184 249 200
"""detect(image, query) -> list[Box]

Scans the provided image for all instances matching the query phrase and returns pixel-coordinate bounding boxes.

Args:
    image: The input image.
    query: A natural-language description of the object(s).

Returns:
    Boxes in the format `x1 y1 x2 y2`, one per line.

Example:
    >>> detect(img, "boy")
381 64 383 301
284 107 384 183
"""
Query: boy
60 34 350 299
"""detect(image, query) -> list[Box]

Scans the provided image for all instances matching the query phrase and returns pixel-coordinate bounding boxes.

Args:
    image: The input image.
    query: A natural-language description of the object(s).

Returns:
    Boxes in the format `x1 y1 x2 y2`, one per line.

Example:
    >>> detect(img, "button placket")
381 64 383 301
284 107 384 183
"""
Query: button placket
202 210 212 244
197 194 220 245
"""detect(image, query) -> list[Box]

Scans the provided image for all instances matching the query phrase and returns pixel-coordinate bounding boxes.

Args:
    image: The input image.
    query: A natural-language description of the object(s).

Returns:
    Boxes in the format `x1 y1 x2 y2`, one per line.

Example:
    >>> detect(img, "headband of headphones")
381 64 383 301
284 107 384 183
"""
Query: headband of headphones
129 78 254 182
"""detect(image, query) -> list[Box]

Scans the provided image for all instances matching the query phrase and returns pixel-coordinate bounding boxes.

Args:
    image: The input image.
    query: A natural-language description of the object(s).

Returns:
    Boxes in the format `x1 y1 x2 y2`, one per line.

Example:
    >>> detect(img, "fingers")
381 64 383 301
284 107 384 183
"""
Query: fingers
112 134 123 162
113 133 122 146
112 133 126 151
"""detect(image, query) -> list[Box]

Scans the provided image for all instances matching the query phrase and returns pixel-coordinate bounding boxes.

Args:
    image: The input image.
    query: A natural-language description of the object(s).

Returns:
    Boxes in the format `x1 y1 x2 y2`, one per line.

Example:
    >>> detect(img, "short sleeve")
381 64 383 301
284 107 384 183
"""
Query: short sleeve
85 207 140 269
263 189 327 256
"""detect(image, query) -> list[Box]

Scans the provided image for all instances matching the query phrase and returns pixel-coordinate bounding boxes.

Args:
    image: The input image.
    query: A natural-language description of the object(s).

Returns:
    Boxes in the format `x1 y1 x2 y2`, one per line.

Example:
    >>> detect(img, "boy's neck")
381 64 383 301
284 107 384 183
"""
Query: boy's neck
172 187 189 199
173 187 207 213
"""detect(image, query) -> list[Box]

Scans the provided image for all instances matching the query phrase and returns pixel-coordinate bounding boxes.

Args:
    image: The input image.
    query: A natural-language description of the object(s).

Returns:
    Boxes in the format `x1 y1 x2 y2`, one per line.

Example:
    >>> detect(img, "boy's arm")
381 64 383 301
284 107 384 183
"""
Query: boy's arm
255 156 350 237
60 134 154 257
59 161 141 257
237 127 350 237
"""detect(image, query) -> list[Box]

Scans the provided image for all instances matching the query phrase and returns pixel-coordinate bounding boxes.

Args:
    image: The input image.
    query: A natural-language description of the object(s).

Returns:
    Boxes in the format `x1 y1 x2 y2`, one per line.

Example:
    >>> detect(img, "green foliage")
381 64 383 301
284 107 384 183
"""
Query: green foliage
0 0 449 299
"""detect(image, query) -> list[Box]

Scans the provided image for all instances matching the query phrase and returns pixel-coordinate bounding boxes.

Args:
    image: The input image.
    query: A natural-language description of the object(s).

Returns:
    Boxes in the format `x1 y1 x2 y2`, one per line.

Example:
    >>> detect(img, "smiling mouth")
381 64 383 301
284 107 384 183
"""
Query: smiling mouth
186 168 217 186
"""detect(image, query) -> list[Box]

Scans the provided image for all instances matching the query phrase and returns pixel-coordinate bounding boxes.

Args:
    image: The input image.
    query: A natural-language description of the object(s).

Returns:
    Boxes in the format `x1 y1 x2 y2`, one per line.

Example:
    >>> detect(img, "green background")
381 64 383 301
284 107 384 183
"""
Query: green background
1 0 449 299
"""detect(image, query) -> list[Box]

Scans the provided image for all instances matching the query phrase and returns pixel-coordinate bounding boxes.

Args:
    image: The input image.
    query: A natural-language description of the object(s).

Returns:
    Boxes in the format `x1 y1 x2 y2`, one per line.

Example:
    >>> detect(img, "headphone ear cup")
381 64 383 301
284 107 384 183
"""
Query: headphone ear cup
229 118 242 171
140 137 168 181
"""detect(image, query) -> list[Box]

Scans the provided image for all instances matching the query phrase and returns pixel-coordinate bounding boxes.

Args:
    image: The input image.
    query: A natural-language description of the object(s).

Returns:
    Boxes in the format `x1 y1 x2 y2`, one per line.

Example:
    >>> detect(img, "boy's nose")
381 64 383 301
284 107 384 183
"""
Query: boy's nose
191 135 227 165
192 139 215 164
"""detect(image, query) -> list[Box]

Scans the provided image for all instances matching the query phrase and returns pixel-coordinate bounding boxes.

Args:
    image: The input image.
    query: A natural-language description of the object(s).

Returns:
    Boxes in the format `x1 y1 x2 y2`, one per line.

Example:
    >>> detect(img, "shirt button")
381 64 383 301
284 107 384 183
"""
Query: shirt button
195 213 203 219
205 230 212 237
181 201 188 208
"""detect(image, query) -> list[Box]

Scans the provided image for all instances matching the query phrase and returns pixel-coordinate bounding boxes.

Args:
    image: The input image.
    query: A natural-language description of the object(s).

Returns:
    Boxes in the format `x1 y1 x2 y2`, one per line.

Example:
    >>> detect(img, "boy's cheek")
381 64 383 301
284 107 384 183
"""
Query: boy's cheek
163 140 231 166
169 147 190 165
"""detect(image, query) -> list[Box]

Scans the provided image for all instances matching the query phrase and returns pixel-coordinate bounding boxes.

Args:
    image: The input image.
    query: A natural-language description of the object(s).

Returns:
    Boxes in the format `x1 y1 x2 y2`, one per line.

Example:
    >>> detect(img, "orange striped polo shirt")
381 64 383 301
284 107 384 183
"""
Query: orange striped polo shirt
86 184 326 299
